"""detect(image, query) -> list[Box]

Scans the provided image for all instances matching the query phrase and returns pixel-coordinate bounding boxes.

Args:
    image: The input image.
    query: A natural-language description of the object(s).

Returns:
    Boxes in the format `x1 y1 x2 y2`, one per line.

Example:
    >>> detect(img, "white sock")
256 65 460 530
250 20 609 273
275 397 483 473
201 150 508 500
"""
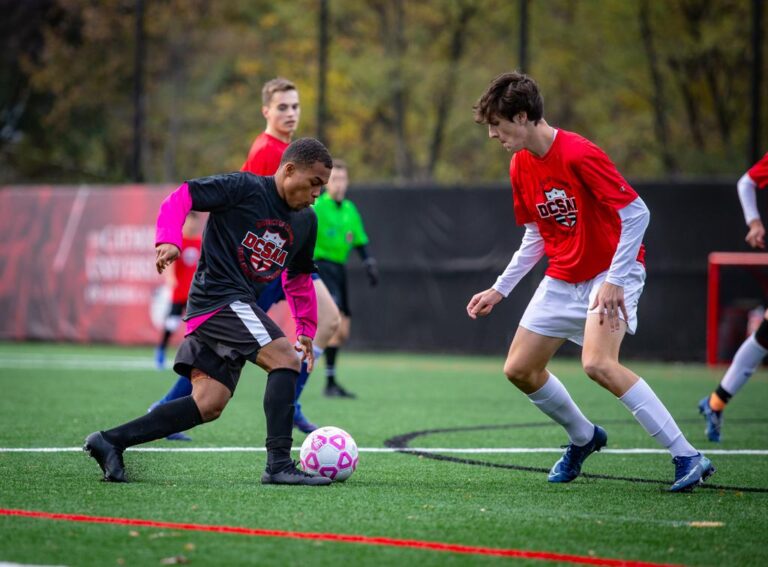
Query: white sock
527 373 594 446
619 379 697 458
721 334 767 397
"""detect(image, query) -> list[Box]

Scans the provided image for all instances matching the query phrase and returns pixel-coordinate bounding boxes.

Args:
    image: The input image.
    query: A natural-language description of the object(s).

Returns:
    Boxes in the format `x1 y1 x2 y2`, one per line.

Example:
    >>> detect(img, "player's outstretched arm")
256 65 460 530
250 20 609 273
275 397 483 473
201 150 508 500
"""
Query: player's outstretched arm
466 288 503 319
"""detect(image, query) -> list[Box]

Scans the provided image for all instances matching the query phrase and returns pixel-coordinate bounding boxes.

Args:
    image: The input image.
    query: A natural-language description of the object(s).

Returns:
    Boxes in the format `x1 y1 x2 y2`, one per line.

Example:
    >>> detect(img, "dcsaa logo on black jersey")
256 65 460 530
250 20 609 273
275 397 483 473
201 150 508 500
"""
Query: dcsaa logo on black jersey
238 220 294 282
536 187 578 228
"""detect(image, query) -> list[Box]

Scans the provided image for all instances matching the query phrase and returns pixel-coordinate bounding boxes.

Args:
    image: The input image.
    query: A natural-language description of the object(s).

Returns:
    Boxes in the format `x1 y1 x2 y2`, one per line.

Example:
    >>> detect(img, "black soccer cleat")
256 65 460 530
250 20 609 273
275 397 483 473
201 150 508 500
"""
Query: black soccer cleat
83 431 127 483
260 461 332 486
324 383 357 399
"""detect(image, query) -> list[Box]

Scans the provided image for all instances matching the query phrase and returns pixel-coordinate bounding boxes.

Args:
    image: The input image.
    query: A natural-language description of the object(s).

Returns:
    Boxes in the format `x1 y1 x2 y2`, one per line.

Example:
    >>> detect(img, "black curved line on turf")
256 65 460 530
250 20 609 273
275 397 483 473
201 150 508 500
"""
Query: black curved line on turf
383 418 768 494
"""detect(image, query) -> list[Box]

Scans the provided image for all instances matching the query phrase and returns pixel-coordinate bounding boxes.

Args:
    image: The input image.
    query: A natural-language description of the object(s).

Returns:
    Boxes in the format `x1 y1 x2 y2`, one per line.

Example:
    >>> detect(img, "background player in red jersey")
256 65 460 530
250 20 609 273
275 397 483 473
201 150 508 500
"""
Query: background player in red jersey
466 72 714 492
242 77 301 174
699 152 768 442
155 212 202 370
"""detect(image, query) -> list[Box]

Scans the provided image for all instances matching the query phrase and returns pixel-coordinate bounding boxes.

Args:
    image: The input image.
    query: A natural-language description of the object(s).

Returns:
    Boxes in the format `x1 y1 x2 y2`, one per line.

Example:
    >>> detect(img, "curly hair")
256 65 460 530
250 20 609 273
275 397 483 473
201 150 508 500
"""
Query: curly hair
473 72 544 125
280 138 333 170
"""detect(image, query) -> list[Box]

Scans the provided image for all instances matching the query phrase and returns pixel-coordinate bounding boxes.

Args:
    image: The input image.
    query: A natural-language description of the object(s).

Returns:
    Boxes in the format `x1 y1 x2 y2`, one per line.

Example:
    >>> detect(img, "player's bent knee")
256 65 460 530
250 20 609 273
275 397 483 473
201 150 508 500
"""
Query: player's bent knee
192 390 229 422
503 360 535 387
190 370 230 422
198 404 225 423
581 358 615 386
257 339 301 373
327 311 341 335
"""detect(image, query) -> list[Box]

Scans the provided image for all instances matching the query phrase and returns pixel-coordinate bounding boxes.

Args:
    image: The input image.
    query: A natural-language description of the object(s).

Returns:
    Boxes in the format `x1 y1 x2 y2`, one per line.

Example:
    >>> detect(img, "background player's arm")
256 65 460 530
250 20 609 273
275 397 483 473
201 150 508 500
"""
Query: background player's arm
467 223 544 319
737 172 764 249
354 244 378 286
349 204 378 286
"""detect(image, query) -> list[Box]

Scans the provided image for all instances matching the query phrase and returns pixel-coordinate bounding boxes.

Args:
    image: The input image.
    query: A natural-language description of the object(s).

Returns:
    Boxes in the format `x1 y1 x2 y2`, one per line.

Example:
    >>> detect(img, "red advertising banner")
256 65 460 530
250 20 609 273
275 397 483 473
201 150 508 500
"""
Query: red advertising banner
0 184 177 344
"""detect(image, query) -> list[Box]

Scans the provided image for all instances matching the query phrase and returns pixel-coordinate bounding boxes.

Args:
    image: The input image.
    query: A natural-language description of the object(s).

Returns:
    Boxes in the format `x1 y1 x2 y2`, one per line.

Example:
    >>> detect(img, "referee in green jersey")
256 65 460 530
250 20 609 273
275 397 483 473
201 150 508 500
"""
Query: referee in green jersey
313 159 378 398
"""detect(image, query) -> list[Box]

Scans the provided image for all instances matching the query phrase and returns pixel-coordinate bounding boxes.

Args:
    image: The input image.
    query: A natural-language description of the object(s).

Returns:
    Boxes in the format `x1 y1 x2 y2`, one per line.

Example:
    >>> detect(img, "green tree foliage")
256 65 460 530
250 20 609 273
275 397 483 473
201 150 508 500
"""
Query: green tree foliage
1 0 765 184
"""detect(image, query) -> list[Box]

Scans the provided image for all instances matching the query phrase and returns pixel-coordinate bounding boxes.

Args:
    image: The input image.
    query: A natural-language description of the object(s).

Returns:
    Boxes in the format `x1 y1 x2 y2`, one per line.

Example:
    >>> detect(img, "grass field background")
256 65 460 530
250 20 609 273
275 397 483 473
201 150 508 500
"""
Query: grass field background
1 342 766 566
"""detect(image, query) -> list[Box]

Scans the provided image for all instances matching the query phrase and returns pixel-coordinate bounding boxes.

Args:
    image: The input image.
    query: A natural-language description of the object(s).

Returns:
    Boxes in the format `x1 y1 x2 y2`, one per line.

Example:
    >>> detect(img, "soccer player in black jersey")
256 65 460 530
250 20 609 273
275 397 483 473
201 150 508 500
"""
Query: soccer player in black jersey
84 138 333 486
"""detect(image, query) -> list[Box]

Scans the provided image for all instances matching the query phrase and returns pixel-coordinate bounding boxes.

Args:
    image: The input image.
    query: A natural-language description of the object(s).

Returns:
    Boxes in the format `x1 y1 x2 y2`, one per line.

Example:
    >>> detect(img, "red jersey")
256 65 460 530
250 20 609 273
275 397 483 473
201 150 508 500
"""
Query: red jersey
748 153 768 189
241 132 289 175
173 235 202 303
510 129 644 284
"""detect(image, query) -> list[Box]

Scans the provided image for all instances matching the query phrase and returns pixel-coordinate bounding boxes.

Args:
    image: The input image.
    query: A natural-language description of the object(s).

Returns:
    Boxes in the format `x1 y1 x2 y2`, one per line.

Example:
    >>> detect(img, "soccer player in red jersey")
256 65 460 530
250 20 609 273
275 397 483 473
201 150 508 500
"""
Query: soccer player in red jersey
466 72 714 492
155 212 202 370
242 77 299 174
699 152 768 441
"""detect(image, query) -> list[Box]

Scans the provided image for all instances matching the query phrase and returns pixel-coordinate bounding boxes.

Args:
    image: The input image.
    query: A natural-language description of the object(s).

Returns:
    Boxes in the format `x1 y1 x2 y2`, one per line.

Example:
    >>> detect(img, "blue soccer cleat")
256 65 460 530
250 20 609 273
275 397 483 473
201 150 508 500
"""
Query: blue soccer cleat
165 431 192 442
548 425 607 483
670 453 715 492
698 397 722 442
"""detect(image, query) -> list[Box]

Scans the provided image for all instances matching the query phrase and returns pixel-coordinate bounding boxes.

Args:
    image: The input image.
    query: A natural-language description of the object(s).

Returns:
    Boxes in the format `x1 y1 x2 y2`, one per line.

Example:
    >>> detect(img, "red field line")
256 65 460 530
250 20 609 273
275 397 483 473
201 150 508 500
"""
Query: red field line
0 507 682 566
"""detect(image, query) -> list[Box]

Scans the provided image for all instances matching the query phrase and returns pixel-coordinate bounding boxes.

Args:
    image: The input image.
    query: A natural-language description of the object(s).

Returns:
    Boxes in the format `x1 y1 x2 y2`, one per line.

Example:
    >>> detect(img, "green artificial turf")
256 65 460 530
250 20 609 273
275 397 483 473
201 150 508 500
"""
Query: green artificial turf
0 342 766 566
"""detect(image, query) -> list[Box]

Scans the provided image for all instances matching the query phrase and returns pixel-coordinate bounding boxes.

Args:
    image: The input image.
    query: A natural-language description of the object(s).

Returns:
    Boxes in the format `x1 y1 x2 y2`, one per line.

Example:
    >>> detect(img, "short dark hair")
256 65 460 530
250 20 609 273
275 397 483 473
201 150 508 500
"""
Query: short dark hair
473 72 544 125
262 77 296 106
332 158 347 171
280 138 333 170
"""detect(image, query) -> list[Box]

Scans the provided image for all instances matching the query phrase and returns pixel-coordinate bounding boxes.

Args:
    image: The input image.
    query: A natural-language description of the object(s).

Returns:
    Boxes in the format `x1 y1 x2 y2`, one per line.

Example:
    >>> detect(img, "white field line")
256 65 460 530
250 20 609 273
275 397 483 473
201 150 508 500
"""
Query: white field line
0 355 156 371
1 447 766 455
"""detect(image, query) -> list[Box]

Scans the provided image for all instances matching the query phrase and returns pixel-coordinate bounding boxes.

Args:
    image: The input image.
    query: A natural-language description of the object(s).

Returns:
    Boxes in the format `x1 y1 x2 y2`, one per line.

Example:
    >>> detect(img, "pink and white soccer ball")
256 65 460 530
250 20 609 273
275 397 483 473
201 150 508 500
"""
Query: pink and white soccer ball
299 426 358 482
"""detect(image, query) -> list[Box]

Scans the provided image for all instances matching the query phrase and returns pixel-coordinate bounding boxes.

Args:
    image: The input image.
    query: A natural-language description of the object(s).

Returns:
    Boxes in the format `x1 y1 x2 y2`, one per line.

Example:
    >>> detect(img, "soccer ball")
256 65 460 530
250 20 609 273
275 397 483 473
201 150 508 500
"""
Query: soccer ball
299 426 358 482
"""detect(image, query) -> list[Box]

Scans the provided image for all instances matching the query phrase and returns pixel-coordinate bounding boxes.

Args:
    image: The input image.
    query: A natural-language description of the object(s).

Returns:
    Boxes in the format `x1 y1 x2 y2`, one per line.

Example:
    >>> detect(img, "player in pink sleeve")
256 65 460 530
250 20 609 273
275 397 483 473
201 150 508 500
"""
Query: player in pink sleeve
699 152 768 442
150 78 341 436
466 72 713 492
84 138 333 486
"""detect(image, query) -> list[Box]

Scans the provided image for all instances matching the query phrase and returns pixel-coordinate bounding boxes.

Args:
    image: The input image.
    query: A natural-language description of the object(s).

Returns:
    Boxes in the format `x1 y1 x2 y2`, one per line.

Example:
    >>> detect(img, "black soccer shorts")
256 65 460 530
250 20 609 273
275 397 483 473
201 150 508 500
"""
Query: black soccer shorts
173 300 284 394
316 259 350 316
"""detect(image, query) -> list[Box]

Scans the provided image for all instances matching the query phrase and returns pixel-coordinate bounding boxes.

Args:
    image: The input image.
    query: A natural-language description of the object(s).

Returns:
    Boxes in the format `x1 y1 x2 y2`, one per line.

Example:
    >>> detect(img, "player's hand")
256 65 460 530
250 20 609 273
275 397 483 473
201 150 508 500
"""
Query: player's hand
155 243 181 274
295 335 315 372
466 288 503 319
746 219 765 249
363 258 379 287
590 281 628 332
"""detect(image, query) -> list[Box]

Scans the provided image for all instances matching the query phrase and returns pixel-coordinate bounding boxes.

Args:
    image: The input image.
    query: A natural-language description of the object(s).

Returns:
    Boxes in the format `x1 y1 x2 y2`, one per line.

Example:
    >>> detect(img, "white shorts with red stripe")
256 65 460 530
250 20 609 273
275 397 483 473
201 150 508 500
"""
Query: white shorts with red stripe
519 262 646 346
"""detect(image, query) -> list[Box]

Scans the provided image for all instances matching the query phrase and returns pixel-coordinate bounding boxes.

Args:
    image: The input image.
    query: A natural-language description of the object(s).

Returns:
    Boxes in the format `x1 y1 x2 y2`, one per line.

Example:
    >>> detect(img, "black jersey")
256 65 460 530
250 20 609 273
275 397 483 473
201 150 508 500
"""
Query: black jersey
184 172 317 320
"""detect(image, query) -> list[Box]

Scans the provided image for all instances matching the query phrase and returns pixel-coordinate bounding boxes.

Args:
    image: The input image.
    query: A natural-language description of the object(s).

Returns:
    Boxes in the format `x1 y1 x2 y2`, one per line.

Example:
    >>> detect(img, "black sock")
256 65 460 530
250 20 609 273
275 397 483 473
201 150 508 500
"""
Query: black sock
159 329 172 350
264 368 298 471
102 396 203 449
325 347 338 387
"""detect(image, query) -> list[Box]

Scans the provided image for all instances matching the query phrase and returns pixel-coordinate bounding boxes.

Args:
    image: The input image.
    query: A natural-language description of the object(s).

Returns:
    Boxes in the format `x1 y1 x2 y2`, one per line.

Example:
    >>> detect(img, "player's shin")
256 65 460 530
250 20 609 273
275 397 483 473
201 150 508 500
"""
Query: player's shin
619 378 697 457
717 333 768 408
264 368 299 471
102 396 203 449
527 372 594 446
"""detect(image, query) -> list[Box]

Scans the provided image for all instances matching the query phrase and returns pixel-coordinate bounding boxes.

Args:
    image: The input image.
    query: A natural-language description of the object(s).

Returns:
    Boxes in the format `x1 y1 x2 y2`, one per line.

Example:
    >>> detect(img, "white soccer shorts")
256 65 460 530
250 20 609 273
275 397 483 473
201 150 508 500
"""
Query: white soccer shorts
519 262 646 346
